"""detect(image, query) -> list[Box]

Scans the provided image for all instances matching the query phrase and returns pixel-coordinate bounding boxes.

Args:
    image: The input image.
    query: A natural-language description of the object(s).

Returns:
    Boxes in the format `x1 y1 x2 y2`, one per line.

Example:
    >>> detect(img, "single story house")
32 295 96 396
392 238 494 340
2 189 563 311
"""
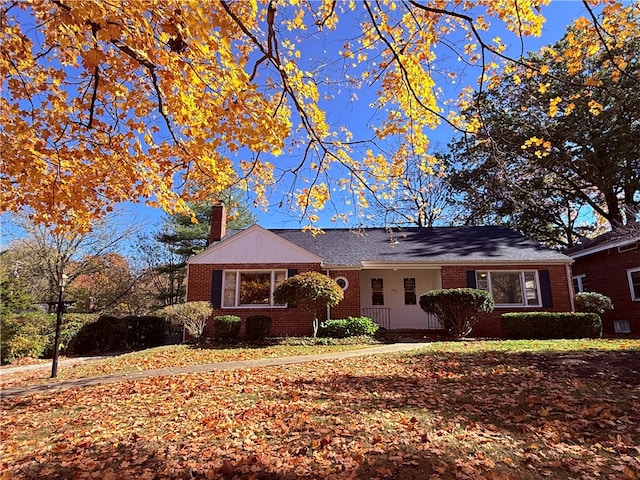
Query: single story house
186 206 574 337
566 223 639 335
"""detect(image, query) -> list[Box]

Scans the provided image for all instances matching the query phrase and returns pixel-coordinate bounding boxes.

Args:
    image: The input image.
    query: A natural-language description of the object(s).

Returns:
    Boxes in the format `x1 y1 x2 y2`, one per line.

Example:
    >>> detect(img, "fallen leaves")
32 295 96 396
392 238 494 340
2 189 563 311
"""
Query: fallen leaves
1 340 639 479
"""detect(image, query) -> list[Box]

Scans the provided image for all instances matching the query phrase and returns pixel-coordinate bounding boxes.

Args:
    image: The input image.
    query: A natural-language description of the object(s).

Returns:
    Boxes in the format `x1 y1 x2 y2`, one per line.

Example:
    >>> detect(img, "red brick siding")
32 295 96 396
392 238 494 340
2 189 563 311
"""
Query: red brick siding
327 270 361 320
187 263 325 337
572 247 640 334
441 264 573 337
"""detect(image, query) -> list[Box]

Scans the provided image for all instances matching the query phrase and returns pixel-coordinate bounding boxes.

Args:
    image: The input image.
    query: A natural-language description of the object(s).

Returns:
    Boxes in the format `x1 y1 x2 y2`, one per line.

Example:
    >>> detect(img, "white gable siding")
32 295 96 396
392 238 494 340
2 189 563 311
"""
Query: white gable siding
188 225 322 265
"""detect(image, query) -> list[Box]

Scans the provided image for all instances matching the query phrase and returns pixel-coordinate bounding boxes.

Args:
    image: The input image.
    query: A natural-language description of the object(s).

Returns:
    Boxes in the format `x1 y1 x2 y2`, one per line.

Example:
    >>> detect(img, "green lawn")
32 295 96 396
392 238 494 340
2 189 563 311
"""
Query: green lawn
2 338 639 479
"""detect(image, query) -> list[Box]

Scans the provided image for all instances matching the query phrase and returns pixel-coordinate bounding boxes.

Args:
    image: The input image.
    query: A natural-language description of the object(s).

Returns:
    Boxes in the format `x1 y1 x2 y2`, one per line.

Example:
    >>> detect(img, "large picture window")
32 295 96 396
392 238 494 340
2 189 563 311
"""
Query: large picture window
476 271 541 307
223 270 286 307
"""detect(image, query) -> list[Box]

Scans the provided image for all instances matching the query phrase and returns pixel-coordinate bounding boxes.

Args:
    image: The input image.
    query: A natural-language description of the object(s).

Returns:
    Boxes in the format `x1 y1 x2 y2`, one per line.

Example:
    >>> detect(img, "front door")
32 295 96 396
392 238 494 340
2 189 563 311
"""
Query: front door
360 269 443 330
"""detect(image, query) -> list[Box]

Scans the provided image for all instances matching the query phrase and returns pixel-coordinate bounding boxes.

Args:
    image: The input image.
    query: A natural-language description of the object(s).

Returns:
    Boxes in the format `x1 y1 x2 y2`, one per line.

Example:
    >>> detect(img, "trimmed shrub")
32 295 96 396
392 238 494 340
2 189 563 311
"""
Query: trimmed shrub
419 288 494 338
161 301 213 340
319 316 380 338
273 272 344 337
501 312 602 339
68 315 169 355
245 315 272 341
212 315 241 341
575 292 614 315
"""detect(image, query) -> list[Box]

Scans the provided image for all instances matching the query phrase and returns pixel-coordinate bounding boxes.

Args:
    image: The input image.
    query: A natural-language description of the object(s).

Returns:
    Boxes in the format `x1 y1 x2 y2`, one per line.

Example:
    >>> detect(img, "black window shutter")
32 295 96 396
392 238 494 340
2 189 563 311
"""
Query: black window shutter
539 270 553 308
211 270 223 308
466 270 477 288
287 269 298 308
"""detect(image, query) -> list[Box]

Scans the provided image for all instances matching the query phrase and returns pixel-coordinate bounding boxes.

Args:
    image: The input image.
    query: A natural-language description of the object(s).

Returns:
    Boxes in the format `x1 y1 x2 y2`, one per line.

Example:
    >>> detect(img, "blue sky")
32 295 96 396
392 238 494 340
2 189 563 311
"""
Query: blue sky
131 1 600 232
4 1 605 239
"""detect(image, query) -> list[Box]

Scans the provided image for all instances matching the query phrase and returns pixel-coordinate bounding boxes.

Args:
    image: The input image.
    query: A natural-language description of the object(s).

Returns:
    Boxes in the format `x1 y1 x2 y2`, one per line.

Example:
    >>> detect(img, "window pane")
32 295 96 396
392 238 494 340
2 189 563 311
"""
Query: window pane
372 278 384 305
476 272 489 291
631 271 640 300
223 272 237 307
239 272 271 305
524 272 539 306
404 278 416 305
274 271 286 287
274 271 286 305
490 272 523 304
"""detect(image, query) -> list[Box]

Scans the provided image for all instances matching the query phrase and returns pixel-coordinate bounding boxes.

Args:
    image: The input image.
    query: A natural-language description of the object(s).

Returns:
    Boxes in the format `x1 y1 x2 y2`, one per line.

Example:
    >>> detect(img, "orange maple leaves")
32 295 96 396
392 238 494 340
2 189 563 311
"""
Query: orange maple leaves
1 0 632 232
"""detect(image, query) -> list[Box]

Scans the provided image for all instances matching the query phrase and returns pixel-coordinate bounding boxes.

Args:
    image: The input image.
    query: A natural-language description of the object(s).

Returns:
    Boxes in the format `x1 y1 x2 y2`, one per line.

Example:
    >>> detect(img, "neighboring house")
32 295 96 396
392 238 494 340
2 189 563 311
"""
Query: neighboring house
566 224 640 335
187 206 574 338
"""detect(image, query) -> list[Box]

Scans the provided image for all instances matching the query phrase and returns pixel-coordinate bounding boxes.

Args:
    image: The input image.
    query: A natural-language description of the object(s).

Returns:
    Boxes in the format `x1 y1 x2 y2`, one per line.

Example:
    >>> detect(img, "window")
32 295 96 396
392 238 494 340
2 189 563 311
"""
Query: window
573 274 588 293
371 278 384 305
476 271 541 307
404 278 416 305
628 268 640 301
335 276 349 291
223 270 286 307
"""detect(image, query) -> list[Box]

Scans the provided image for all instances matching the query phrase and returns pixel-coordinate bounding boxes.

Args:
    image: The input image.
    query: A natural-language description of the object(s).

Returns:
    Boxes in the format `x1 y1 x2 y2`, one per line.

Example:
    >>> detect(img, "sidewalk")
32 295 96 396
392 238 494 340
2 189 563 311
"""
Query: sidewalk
0 342 431 399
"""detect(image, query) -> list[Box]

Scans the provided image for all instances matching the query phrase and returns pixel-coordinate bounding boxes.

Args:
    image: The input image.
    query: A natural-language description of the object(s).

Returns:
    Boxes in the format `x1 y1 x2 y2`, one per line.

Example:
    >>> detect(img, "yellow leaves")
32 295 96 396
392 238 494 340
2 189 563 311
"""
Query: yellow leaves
588 99 604 116
548 96 562 117
537 82 550 94
521 137 552 158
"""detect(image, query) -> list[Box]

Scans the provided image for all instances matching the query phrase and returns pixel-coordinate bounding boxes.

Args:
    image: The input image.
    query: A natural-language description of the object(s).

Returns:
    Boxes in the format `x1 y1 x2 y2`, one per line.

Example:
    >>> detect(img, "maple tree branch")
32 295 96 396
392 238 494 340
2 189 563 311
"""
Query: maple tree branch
363 1 465 132
581 0 639 88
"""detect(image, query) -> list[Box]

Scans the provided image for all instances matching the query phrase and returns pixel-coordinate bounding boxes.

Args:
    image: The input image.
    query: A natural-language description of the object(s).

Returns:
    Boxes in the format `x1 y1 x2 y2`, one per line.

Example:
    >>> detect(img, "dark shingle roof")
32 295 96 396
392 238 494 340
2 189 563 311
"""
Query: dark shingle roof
221 226 570 266
565 222 640 257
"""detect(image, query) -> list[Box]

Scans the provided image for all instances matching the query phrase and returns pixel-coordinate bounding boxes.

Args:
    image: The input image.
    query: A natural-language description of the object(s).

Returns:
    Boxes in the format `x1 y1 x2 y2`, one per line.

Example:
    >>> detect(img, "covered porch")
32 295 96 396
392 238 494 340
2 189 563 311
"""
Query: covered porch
359 267 444 331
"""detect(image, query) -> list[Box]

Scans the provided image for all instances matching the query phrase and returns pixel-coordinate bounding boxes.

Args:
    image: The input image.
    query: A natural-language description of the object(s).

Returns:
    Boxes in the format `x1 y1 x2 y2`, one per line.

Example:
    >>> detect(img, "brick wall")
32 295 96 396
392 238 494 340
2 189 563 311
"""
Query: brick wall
441 264 573 337
327 269 361 320
188 263 326 337
572 247 639 334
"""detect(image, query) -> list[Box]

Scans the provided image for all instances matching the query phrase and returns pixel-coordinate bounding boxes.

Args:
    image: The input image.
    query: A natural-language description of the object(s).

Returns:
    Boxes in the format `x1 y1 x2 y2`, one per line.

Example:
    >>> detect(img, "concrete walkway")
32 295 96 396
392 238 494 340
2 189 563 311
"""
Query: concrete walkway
0 342 431 399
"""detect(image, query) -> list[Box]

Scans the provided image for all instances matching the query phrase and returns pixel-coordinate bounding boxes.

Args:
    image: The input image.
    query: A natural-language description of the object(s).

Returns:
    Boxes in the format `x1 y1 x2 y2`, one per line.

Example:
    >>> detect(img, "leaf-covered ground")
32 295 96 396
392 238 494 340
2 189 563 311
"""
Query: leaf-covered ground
2 339 639 479
0 342 374 389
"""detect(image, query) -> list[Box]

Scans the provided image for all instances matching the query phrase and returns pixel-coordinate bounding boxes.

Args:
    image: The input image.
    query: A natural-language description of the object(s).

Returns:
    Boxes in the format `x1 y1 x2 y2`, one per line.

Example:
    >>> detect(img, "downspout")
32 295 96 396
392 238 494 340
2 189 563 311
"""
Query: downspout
565 263 575 312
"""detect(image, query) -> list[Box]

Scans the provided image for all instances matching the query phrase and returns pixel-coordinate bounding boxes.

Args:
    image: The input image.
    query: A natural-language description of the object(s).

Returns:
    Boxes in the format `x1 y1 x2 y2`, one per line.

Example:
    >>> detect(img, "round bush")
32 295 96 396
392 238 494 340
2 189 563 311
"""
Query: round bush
419 288 494 337
575 292 613 315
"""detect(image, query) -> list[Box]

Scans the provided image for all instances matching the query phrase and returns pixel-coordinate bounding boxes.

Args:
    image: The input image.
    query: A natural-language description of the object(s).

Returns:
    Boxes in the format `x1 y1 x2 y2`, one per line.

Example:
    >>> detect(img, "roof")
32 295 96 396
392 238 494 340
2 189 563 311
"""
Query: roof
565 222 640 258
219 226 571 267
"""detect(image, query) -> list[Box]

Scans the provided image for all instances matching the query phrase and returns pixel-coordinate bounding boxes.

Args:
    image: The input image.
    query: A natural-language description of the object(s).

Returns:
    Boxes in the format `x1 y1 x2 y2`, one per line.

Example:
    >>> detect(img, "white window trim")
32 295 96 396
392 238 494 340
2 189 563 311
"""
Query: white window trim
222 269 287 308
573 274 587 293
334 276 349 291
477 270 542 308
627 267 640 301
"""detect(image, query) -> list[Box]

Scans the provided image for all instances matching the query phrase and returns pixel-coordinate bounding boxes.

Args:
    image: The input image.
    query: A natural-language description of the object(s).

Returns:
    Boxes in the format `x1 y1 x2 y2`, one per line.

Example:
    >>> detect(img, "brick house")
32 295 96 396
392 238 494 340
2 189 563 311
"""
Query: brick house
566 224 640 335
186 206 574 337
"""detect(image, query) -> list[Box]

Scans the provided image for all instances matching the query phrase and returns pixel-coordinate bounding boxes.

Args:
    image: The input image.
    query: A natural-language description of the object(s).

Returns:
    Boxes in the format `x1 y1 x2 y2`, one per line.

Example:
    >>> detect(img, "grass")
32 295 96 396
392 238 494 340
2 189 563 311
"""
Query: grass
0 337 378 389
1 338 640 479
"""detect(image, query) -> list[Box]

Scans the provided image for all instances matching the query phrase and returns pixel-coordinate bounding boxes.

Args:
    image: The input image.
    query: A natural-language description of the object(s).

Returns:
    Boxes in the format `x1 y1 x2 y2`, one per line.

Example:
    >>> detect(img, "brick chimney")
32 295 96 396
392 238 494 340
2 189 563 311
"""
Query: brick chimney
209 204 227 245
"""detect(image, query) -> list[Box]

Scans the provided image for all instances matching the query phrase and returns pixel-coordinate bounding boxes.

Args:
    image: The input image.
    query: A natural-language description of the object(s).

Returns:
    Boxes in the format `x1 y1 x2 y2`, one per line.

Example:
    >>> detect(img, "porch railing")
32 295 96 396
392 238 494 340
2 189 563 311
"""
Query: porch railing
362 308 444 331
362 307 391 329
424 313 444 330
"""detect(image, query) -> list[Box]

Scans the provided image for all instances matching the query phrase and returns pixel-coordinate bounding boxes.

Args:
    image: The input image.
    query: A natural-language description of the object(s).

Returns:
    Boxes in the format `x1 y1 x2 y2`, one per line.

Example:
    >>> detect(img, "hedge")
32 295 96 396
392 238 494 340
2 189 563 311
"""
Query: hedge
212 315 241 341
244 315 272 341
319 316 379 338
501 312 602 339
68 315 170 355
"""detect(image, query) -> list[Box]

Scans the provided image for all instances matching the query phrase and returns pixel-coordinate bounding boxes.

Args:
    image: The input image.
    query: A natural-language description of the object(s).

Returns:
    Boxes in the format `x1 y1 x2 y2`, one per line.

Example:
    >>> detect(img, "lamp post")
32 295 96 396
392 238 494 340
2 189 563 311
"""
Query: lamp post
51 273 68 379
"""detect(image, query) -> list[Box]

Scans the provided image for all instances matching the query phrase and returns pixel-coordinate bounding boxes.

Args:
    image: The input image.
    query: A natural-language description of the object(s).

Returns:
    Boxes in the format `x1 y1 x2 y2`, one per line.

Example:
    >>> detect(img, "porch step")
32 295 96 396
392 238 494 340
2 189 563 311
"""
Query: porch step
377 329 447 342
